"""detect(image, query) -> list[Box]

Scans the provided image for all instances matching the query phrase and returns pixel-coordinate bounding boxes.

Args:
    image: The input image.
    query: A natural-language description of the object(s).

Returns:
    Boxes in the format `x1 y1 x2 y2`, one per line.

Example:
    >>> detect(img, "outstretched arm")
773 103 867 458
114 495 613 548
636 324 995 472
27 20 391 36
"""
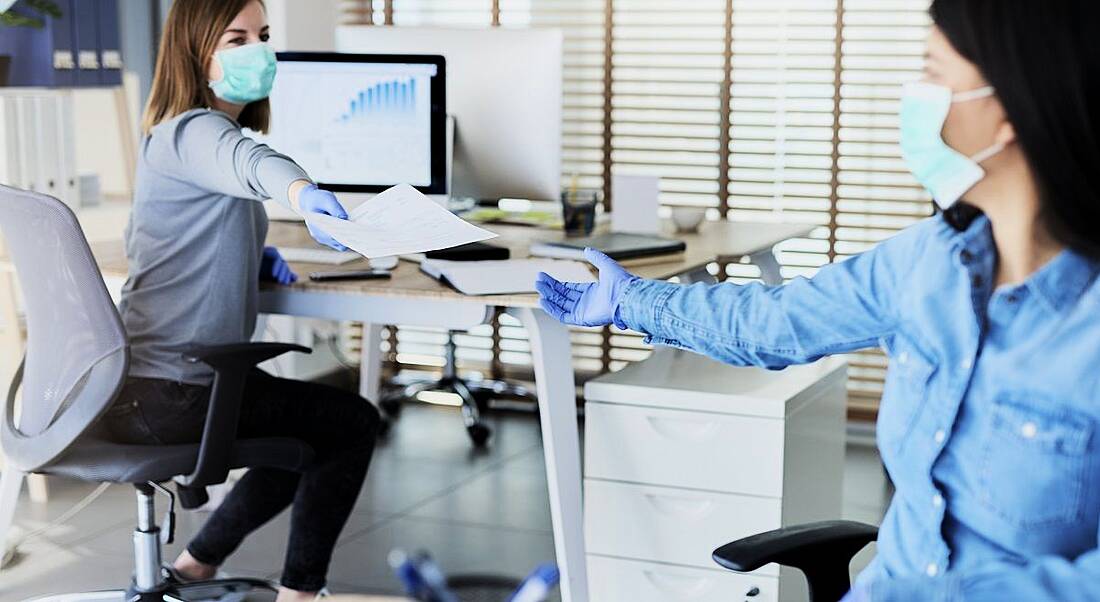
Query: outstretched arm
537 220 934 369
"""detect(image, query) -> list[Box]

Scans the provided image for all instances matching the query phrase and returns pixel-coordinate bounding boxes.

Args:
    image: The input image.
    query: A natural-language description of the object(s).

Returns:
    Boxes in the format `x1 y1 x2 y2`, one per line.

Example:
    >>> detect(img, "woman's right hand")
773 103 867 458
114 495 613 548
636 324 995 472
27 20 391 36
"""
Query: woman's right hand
296 183 349 251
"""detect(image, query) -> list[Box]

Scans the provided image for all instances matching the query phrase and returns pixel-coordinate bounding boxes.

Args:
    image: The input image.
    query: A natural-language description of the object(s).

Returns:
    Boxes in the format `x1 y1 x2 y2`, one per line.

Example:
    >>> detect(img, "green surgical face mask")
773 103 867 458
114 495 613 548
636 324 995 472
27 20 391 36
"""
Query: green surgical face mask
209 42 277 105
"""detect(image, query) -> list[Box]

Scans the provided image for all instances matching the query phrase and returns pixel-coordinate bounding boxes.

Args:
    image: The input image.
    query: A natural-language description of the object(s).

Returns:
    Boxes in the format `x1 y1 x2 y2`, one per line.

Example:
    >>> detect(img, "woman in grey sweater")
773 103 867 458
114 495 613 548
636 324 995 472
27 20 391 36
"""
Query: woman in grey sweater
99 2 379 600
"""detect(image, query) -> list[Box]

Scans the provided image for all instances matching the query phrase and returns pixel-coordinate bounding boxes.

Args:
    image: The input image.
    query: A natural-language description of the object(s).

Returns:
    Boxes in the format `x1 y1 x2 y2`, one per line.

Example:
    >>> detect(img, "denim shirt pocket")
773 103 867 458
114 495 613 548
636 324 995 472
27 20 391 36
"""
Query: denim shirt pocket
979 393 1093 527
877 334 936 453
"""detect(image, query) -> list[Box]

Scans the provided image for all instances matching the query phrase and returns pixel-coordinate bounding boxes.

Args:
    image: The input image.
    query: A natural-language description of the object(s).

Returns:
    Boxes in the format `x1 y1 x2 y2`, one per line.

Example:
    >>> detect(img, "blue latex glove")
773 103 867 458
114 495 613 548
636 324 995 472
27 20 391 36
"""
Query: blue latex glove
839 585 870 602
298 184 349 251
260 246 298 285
535 248 638 327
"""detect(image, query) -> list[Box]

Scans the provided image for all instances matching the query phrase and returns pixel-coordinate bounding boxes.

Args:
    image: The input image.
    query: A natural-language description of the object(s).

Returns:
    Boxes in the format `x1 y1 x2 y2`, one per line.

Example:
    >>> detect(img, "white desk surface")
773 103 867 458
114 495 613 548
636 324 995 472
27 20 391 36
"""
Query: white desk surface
91 219 816 307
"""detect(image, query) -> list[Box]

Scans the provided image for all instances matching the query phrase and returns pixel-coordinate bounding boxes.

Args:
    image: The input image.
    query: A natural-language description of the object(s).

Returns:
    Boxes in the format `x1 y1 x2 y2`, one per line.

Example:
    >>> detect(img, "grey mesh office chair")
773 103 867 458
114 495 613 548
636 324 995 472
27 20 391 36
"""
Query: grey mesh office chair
0 185 315 601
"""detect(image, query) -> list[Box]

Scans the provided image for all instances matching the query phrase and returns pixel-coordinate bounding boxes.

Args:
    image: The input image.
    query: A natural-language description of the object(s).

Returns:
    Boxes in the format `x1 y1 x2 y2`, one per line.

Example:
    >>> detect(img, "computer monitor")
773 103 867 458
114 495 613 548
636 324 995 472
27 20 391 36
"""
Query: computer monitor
336 27 563 202
259 52 448 195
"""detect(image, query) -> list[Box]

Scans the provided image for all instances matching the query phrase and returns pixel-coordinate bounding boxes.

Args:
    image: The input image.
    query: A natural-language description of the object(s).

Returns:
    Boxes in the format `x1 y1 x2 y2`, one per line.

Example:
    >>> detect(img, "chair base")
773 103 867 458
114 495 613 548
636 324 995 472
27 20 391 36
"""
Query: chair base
380 329 539 447
381 376 496 446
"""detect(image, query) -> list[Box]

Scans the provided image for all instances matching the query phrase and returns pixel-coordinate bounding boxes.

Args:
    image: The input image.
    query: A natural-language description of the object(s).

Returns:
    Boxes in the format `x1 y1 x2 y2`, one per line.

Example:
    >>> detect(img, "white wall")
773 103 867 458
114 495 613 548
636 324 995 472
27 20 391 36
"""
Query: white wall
265 0 340 52
72 71 141 200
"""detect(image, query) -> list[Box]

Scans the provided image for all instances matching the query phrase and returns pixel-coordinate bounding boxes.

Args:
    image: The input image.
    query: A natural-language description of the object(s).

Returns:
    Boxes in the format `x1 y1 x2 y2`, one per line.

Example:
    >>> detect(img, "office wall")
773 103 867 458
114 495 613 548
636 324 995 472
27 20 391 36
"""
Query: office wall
72 78 139 199
118 0 158 110
265 0 340 51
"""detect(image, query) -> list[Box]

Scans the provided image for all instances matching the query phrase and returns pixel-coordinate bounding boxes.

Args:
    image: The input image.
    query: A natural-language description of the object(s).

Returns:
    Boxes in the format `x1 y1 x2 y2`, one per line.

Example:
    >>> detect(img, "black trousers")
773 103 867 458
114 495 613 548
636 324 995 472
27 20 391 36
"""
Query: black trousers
97 369 381 592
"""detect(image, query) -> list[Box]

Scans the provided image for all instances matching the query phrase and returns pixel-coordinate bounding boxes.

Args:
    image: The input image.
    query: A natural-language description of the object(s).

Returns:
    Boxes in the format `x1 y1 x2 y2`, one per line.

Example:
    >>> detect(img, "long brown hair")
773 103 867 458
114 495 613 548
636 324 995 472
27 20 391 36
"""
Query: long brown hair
142 0 270 135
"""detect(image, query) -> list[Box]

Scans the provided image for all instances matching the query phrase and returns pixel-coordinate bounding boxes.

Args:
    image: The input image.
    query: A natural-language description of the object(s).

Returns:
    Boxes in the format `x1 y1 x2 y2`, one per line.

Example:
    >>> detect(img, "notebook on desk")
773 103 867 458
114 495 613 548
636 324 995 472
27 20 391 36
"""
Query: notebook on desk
277 247 360 265
420 259 595 296
529 232 686 262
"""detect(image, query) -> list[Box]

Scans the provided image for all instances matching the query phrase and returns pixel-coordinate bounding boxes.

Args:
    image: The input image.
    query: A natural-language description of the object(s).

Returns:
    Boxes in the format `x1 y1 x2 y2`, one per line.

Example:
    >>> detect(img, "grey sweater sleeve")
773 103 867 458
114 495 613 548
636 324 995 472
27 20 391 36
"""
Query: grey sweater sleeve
144 109 309 208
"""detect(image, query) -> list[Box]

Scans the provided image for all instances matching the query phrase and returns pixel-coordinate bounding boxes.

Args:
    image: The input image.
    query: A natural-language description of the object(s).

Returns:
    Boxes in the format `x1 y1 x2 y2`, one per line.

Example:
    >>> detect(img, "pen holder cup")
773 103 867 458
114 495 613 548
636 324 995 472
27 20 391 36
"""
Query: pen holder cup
561 189 600 237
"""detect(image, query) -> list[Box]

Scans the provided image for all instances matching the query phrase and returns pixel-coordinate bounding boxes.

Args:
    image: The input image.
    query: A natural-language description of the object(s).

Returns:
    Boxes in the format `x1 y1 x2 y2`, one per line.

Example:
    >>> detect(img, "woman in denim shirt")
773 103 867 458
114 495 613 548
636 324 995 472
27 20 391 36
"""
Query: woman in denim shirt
538 1 1100 600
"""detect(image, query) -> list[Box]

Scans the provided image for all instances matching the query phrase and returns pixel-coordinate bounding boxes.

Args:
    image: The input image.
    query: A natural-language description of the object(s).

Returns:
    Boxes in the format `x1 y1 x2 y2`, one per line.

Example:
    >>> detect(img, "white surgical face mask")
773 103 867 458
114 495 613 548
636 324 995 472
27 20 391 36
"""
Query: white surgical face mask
899 81 1005 209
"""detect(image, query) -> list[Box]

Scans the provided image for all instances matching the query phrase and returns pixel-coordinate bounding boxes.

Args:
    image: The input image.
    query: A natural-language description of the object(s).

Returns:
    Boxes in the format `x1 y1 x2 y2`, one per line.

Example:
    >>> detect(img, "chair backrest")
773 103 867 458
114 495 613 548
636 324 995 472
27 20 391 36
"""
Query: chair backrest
0 185 128 472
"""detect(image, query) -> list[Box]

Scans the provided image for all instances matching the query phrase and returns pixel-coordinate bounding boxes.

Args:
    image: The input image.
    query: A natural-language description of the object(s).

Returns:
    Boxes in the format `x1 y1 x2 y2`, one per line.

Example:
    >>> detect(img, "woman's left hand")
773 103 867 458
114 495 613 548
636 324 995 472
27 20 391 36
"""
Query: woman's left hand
260 246 298 285
536 248 638 327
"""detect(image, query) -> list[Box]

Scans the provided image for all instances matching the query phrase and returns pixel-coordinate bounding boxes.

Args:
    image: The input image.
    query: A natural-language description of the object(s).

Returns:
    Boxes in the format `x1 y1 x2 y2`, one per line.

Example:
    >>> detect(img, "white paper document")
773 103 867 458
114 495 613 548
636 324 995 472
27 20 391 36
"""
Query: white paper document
303 184 497 258
420 259 596 296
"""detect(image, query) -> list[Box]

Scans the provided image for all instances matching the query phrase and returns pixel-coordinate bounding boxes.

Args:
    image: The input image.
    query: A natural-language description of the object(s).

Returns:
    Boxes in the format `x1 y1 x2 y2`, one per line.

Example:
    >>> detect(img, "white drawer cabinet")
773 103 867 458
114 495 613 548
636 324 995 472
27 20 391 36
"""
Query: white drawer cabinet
586 403 786 497
588 555 778 602
584 351 847 602
586 479 782 572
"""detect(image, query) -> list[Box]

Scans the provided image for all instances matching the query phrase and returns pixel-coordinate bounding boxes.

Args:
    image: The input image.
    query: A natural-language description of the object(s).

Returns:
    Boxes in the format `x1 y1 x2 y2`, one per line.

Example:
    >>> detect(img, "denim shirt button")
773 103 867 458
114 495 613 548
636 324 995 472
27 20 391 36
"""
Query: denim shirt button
934 429 946 444
1020 421 1038 439
898 351 909 365
926 563 939 577
960 357 972 370
932 493 943 507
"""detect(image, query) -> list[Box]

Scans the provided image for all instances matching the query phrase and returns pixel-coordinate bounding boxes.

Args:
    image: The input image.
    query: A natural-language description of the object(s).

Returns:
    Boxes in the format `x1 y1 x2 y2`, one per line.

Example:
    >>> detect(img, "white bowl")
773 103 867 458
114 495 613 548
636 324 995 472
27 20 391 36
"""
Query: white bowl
671 207 707 233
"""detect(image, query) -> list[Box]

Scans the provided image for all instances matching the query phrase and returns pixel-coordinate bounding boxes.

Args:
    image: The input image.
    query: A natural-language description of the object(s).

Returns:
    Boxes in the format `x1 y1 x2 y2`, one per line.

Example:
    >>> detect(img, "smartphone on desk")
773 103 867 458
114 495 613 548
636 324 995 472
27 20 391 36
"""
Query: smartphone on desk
309 269 392 282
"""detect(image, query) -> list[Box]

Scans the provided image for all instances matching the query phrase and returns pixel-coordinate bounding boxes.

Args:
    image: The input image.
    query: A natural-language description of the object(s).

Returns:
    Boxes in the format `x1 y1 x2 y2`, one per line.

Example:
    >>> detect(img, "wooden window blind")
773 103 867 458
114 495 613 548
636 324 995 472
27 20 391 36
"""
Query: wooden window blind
336 0 933 418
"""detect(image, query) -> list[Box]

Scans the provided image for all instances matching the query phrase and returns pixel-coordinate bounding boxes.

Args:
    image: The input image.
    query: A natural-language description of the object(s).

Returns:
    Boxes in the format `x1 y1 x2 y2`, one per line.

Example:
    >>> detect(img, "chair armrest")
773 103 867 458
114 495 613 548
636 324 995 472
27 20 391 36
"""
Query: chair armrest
177 343 310 489
182 342 311 369
714 520 878 602
713 520 878 573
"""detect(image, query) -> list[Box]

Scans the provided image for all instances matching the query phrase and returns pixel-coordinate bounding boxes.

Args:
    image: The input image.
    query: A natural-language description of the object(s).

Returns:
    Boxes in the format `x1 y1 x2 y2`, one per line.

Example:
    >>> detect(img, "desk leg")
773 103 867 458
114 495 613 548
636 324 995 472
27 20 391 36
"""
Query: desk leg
0 469 22 567
359 323 385 404
509 307 587 602
750 248 784 286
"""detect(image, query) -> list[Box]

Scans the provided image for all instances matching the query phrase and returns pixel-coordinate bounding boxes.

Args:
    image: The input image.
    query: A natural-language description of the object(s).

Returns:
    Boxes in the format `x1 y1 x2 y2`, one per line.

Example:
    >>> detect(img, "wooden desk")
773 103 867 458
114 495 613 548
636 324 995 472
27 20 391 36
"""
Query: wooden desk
90 218 814 602
95 220 813 303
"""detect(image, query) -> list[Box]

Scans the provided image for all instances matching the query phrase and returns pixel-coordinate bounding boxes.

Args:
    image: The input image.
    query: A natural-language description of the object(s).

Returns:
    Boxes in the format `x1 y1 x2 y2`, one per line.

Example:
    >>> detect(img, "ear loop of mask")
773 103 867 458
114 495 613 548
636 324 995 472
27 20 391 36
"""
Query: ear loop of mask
951 85 1005 164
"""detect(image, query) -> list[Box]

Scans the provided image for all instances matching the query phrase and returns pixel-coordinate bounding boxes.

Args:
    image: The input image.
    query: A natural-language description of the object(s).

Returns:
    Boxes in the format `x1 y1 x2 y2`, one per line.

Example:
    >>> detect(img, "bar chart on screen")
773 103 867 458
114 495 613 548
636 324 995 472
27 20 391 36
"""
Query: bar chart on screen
261 61 436 187
339 78 418 122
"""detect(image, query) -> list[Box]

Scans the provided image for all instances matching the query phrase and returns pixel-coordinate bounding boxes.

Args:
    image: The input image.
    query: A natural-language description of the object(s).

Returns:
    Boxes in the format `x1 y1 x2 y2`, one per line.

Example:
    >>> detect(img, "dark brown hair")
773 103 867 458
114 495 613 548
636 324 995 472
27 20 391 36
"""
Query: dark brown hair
142 0 270 134
932 0 1100 259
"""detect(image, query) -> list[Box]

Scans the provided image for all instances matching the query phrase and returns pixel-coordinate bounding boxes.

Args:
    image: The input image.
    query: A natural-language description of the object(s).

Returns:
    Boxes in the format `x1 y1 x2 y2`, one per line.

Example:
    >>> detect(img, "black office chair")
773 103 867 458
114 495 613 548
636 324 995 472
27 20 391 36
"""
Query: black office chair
713 520 880 602
0 185 315 601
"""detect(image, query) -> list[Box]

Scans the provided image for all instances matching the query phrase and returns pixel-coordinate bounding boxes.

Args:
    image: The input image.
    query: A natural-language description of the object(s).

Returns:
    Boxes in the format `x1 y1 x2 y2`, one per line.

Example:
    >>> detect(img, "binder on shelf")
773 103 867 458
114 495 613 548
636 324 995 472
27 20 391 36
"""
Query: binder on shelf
0 90 79 208
95 0 121 85
38 93 79 208
34 96 61 199
15 96 38 193
0 96 17 187
73 0 100 86
0 0 76 87
50 0 76 87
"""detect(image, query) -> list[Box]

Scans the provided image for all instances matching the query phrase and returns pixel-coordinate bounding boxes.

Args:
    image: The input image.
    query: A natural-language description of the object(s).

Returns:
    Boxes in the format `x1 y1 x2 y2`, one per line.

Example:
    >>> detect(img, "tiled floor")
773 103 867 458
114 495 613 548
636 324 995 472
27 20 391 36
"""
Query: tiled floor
1 401 890 600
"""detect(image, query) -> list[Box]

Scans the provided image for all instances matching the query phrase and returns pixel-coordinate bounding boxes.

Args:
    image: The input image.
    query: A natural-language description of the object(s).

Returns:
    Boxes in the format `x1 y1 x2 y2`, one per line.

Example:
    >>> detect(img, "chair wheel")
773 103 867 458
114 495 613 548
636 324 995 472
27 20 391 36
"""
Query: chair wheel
467 423 491 447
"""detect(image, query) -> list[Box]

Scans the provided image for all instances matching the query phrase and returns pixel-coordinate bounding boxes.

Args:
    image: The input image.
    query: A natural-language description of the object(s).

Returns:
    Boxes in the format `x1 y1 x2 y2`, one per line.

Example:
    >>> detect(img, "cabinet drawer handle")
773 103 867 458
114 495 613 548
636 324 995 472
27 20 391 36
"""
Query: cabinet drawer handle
642 569 714 598
645 415 719 441
644 493 715 519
